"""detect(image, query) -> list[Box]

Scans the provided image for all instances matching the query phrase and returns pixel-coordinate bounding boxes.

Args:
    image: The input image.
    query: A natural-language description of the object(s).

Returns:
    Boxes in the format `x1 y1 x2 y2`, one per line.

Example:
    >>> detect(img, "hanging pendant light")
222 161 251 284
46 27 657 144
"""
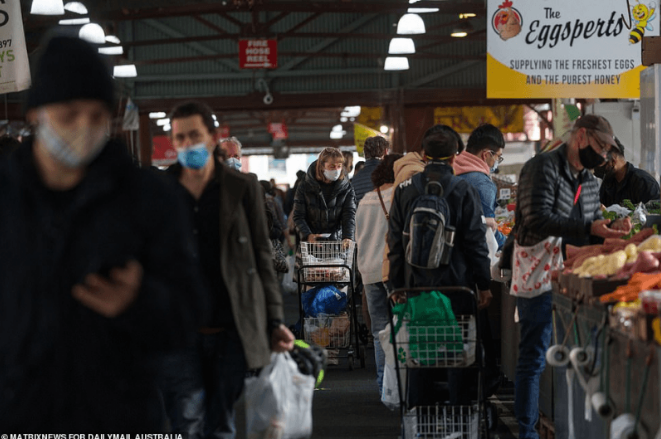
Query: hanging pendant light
408 0 438 14
31 0 65 15
384 57 409 71
98 46 124 55
451 20 473 38
63 1 88 14
79 23 106 44
388 38 415 55
397 14 425 35
59 17 90 25
113 64 138 78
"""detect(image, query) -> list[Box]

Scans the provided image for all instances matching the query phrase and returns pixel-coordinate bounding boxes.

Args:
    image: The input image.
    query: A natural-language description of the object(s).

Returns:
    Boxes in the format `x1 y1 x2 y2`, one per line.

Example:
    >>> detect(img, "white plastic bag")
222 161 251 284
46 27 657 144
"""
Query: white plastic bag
245 353 315 439
379 324 407 410
282 255 298 294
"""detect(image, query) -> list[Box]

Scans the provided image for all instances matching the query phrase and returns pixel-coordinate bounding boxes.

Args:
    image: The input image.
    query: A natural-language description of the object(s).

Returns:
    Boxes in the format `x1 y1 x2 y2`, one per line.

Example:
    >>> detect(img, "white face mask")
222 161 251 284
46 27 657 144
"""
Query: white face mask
37 110 108 168
226 157 242 171
323 169 341 181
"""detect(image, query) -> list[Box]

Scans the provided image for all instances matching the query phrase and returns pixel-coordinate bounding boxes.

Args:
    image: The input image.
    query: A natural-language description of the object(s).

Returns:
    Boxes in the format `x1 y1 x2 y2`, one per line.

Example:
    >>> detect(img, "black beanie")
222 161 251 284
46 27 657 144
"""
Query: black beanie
27 35 115 111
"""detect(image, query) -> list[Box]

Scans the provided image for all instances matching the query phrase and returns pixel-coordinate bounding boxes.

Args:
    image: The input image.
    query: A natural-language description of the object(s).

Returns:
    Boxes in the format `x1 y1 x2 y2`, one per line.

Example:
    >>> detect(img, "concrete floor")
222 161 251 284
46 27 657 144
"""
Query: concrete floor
234 289 522 439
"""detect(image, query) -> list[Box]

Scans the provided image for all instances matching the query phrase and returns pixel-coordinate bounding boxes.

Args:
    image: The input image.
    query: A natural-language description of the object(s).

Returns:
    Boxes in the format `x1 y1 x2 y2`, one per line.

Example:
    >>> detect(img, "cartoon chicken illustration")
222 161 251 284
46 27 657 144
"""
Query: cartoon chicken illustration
495 0 522 41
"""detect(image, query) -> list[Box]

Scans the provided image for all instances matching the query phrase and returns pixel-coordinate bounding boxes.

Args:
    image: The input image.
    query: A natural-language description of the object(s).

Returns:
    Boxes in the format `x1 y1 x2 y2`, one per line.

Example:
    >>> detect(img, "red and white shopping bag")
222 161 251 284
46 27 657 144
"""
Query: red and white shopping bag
510 236 563 298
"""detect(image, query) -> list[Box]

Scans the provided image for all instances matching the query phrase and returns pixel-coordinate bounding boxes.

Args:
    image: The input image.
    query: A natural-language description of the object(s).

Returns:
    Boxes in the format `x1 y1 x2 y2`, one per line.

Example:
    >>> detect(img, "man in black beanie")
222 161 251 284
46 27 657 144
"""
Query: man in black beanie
0 35 206 431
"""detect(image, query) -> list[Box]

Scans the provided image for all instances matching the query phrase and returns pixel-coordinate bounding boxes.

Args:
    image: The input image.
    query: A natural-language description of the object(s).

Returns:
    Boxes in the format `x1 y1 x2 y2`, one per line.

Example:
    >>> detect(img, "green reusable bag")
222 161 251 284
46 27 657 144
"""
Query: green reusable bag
392 291 463 366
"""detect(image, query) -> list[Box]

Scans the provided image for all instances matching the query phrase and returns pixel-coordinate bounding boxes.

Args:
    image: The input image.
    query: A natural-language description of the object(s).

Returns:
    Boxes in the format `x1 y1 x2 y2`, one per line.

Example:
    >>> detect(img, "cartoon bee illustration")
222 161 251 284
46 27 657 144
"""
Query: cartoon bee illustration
630 1 657 44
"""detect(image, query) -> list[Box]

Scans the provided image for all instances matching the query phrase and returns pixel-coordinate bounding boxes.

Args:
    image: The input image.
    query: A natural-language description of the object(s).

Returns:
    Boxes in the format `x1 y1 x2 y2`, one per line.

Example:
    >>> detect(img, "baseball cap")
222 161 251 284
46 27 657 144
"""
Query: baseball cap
574 115 617 149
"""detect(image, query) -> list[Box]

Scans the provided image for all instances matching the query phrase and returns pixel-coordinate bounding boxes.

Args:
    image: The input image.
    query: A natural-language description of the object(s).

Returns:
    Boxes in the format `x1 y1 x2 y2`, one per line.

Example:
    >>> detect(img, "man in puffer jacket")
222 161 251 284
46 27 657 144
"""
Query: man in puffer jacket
508 115 631 439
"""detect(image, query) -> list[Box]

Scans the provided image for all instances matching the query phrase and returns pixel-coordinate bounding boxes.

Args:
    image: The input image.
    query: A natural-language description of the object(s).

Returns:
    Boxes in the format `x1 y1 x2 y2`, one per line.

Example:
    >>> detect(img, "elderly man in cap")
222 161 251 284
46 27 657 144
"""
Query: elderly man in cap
0 35 205 431
595 137 660 207
503 114 631 438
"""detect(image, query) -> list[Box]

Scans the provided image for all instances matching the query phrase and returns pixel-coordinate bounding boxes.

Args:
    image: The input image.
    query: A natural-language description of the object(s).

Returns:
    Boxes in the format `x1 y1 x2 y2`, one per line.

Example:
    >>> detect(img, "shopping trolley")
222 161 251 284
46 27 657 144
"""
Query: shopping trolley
297 240 365 370
387 286 490 439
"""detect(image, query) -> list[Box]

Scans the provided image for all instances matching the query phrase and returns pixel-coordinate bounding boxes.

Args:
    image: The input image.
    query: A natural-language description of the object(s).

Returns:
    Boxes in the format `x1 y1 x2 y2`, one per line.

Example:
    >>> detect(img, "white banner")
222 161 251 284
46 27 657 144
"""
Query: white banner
487 0 659 98
0 1 30 94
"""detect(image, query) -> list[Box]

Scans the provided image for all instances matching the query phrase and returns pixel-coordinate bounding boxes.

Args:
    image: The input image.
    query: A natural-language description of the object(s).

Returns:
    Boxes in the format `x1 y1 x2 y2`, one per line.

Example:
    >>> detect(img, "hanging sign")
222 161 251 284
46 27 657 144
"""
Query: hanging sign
152 135 177 167
268 122 288 140
433 105 524 133
219 124 230 138
487 0 658 98
239 39 278 69
0 1 30 94
353 123 385 157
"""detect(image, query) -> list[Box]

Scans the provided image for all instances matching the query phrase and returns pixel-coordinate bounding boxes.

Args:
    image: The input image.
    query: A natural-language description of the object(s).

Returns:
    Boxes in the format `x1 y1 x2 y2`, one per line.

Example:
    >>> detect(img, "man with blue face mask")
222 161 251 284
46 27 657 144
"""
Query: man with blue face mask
0 34 206 431
162 101 294 439
220 136 243 171
454 123 507 249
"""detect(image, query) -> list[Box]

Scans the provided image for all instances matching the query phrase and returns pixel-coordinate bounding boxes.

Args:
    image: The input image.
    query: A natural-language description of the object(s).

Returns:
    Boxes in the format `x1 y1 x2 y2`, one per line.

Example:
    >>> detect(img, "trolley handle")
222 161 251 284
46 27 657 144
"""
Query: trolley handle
387 286 479 316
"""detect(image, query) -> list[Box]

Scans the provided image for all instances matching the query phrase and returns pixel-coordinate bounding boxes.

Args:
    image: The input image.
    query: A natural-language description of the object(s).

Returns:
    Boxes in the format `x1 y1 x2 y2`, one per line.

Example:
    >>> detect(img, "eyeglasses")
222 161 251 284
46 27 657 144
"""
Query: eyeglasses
588 130 611 158
489 150 504 164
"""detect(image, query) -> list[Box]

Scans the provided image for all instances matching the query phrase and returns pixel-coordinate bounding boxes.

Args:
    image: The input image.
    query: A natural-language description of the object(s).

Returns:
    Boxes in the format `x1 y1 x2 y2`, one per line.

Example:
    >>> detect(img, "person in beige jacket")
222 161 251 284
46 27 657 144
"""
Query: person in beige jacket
382 125 464 284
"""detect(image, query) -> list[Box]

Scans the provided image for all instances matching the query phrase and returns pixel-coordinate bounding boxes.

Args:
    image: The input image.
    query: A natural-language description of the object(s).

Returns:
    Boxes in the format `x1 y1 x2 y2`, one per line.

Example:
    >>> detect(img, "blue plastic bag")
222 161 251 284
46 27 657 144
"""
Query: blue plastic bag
302 285 347 317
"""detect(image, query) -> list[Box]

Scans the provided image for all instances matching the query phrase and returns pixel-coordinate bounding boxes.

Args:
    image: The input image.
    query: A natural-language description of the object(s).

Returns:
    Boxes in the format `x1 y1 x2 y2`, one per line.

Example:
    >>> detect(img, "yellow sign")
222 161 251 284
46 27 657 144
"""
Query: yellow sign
353 123 384 157
486 0 653 98
433 106 524 133
356 107 382 130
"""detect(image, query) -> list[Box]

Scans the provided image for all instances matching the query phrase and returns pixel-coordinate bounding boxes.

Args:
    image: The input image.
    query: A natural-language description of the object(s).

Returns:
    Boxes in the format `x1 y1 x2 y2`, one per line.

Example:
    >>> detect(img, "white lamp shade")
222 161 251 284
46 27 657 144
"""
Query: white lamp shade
59 17 90 25
105 35 121 45
384 56 409 71
79 23 106 44
156 118 170 126
31 0 65 15
389 38 415 55
64 1 88 14
408 1 438 13
98 46 124 55
397 13 425 34
330 131 344 139
113 64 137 78
149 112 166 119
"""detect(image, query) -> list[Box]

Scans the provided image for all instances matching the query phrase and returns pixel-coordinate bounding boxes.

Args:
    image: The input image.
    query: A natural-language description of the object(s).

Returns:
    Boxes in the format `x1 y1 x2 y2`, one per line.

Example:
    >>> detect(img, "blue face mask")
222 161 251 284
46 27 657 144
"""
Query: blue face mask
177 143 210 170
490 161 499 174
226 157 242 171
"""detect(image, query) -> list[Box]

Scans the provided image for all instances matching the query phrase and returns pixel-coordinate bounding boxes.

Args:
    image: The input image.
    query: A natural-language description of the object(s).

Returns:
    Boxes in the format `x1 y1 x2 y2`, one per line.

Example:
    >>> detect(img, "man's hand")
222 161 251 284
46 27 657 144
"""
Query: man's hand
485 217 498 232
478 289 492 309
590 219 628 239
271 324 295 352
610 216 633 233
307 234 320 242
72 260 143 318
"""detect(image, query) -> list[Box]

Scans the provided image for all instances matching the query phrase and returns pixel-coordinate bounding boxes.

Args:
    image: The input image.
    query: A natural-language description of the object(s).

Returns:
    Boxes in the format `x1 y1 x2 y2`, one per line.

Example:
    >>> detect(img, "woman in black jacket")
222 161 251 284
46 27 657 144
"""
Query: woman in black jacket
293 147 356 245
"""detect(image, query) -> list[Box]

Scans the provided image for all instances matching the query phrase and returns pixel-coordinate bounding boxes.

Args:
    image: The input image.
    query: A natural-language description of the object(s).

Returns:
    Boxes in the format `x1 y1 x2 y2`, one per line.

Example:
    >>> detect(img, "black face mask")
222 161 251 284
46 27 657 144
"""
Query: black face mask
578 145 606 170
593 162 614 179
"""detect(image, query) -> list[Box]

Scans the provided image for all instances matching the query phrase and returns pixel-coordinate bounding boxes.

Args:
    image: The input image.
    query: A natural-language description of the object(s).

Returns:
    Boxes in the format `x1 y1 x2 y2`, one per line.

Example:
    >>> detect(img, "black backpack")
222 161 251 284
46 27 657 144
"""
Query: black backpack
403 169 458 269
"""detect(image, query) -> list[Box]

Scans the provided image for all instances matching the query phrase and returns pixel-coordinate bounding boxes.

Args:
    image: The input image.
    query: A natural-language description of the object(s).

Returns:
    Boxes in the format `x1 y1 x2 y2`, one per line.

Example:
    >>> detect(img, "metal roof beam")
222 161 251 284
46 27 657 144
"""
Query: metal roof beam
141 19 241 72
128 68 384 82
122 32 478 48
192 15 227 34
105 2 485 21
405 60 483 88
132 52 483 66
278 13 379 71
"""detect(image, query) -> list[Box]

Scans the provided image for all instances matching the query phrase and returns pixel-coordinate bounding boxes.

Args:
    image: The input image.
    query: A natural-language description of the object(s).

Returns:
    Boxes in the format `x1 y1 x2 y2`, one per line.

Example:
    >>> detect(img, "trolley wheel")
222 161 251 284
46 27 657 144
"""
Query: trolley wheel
348 354 354 371
359 345 366 368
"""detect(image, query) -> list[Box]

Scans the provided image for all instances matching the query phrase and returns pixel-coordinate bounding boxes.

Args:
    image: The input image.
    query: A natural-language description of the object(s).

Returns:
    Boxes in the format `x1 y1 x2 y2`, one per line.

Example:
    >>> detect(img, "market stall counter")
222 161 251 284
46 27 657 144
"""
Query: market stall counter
550 238 661 439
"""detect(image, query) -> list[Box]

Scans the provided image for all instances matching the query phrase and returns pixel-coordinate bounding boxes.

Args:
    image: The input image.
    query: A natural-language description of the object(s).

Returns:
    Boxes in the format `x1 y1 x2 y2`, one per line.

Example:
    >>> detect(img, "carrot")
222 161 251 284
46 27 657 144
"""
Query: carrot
600 271 661 303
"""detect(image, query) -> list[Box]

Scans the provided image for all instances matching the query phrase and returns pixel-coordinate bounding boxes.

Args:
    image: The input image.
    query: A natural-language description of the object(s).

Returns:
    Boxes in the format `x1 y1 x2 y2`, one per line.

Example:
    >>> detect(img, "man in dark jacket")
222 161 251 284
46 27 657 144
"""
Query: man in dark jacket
595 137 660 207
388 129 492 308
161 101 294 439
510 115 630 439
0 35 206 431
352 136 389 205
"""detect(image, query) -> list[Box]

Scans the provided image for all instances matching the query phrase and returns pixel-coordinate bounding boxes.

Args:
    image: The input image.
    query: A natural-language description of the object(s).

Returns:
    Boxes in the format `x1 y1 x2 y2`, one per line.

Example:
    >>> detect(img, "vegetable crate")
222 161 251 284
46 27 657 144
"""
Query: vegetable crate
300 241 355 283
403 405 479 439
397 316 477 368
304 313 351 349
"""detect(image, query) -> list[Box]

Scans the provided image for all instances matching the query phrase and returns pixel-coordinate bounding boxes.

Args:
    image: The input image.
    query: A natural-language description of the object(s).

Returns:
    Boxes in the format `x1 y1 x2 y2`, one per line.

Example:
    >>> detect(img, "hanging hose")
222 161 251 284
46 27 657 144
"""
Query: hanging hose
634 348 654 437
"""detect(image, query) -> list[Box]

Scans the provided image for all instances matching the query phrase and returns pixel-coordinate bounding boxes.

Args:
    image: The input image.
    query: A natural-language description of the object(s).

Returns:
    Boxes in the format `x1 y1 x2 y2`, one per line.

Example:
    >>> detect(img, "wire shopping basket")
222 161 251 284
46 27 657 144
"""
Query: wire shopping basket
304 312 351 348
403 405 479 439
299 241 356 283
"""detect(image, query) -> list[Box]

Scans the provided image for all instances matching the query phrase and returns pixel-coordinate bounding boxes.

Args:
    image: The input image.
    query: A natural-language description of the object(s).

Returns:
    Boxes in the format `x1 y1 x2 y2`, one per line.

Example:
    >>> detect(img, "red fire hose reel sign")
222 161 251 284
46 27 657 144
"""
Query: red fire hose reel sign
239 39 277 69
